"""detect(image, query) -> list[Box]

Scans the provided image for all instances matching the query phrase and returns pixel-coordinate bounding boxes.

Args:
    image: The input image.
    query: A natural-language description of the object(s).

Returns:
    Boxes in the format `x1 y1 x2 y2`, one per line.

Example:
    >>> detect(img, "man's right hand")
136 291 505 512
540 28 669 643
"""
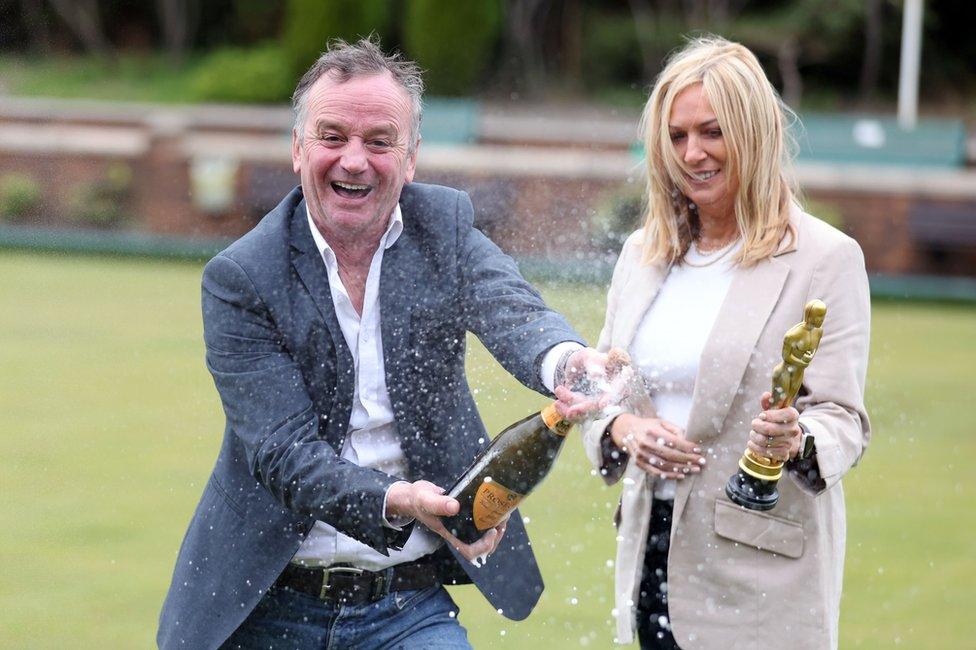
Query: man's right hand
386 480 506 563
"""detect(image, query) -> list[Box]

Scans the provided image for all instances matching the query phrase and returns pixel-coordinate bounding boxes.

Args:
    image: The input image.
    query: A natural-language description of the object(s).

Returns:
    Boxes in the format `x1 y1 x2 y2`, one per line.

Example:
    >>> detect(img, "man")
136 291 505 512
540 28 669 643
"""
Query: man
158 38 602 649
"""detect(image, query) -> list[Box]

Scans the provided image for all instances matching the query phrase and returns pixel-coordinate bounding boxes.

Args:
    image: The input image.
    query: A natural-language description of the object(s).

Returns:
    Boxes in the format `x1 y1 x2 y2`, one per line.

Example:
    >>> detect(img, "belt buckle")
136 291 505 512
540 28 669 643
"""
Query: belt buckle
371 571 388 602
319 565 365 601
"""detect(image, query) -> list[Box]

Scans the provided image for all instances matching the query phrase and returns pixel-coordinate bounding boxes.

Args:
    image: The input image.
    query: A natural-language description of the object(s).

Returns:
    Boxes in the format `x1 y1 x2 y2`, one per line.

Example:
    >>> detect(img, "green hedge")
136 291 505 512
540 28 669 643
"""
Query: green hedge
402 0 502 96
281 0 391 77
0 172 42 222
189 43 294 103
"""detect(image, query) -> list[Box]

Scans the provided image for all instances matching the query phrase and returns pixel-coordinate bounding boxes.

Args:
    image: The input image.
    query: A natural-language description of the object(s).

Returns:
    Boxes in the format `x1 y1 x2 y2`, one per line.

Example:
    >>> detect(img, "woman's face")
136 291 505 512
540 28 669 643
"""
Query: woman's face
668 83 737 221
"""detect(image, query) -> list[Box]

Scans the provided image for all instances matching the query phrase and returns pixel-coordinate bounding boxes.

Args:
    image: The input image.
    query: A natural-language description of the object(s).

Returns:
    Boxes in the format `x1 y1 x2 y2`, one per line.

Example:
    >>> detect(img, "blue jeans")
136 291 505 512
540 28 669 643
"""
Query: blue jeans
221 583 471 649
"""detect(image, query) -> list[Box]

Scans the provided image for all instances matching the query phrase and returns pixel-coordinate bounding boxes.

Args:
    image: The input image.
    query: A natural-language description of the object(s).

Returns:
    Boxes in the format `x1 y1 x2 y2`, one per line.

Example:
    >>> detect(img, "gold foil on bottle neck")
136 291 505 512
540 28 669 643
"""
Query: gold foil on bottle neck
541 403 571 436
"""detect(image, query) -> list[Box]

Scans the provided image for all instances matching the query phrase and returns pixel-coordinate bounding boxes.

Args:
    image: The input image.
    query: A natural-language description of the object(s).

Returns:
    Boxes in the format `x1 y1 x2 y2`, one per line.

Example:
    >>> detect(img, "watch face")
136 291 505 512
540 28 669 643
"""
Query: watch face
802 433 816 459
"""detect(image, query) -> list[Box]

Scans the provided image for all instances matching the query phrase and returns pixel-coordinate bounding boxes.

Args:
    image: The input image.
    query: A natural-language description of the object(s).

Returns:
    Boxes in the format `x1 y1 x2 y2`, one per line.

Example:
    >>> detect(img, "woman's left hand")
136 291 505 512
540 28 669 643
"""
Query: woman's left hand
746 391 802 462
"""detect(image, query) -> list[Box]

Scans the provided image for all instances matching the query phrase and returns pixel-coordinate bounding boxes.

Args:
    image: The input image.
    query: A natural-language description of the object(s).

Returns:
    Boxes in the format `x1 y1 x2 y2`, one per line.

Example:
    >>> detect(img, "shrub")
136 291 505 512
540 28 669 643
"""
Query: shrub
805 199 846 232
189 43 294 104
68 163 132 229
281 0 391 77
402 0 502 96
590 185 644 256
581 11 684 92
581 13 643 91
0 173 42 222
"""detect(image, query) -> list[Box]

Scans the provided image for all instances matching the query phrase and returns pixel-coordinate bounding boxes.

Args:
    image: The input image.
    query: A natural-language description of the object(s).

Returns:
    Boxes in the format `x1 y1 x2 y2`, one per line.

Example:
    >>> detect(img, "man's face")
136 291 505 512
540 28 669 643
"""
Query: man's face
292 71 418 243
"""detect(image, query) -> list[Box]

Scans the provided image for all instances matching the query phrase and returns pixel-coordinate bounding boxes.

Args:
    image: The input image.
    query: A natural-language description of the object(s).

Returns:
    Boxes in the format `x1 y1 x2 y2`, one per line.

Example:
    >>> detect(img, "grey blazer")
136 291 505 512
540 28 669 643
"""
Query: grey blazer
157 183 584 649
582 206 871 648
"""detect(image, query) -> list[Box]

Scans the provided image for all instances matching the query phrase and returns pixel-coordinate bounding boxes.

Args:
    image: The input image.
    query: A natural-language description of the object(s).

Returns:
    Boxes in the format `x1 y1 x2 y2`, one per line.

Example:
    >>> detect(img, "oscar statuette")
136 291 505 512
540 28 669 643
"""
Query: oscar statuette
725 299 827 511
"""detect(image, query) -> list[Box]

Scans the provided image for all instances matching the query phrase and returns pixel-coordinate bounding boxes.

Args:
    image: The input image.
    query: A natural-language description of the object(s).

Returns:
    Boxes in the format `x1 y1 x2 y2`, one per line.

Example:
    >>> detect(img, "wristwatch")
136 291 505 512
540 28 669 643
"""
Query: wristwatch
798 421 816 460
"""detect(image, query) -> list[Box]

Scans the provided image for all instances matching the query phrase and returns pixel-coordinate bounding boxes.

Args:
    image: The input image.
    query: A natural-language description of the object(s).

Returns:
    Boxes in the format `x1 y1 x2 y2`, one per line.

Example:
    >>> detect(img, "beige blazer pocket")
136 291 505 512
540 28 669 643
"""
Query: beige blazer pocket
713 499 804 559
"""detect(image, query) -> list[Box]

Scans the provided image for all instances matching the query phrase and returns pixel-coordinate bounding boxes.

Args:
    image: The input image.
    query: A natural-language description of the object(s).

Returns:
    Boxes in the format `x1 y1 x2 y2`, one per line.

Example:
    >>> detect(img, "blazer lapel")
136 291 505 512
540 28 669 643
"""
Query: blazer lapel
684 211 800 446
674 222 799 526
613 261 669 351
378 232 421 401
289 202 355 449
683 256 790 446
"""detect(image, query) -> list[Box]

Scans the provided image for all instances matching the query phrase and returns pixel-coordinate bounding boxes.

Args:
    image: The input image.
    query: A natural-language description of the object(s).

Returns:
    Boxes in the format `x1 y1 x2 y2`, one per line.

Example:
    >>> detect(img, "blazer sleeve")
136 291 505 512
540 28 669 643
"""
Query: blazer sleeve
788 236 872 494
455 191 584 394
581 236 637 485
201 254 410 554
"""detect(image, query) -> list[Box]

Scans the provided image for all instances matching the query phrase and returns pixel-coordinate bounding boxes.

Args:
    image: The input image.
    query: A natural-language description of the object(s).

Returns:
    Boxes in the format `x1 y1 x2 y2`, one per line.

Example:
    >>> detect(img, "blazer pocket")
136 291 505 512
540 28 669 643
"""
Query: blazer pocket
713 498 804 559
207 475 247 520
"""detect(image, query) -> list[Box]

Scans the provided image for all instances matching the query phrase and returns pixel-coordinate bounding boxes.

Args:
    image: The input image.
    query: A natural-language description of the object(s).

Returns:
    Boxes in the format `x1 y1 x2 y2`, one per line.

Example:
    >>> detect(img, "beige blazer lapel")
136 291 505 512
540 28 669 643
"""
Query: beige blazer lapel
672 222 798 526
669 256 789 532
684 214 800 446
612 261 669 351
683 256 790 446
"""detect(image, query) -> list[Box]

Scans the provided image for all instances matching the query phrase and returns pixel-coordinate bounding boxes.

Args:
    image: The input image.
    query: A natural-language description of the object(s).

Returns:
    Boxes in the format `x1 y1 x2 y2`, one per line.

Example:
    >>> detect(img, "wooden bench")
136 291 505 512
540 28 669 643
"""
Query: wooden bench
794 114 967 169
908 201 976 247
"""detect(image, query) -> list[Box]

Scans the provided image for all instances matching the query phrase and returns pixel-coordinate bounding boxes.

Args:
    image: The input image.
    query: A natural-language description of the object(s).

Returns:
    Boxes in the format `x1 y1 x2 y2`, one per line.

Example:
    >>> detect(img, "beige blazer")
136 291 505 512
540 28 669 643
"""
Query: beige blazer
582 207 871 649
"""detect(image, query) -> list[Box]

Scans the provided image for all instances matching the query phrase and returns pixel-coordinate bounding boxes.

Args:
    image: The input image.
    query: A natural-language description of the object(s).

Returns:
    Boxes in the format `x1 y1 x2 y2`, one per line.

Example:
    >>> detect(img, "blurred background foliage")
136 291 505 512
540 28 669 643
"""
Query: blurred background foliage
0 172 42 222
402 0 503 96
0 0 973 108
281 0 391 80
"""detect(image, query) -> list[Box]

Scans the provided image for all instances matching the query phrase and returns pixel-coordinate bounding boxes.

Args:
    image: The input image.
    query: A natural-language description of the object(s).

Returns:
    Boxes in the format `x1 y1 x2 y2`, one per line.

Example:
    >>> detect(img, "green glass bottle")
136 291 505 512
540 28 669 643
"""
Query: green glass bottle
443 402 572 544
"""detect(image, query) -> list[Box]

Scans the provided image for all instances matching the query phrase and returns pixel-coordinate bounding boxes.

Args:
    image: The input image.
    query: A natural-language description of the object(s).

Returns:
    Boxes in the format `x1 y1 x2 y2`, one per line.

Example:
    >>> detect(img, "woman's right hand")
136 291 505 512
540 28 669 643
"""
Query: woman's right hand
609 413 706 479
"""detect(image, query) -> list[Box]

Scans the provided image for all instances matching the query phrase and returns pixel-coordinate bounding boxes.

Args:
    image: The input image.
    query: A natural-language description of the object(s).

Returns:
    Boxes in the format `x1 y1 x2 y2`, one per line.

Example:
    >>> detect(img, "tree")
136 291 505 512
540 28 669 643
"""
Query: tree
18 0 53 54
403 0 503 96
729 0 866 107
45 0 111 58
281 0 391 77
858 0 884 105
156 0 200 65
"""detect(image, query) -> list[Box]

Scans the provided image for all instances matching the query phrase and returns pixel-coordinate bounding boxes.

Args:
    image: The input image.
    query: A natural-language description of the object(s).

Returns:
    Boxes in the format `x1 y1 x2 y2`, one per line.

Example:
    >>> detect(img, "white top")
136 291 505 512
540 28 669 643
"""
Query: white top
628 240 739 500
293 205 579 569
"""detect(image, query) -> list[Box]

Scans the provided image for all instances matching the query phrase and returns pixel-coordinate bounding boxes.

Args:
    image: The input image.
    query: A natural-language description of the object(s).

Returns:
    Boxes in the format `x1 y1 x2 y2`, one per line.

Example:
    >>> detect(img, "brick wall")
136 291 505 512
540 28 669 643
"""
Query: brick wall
2 104 974 277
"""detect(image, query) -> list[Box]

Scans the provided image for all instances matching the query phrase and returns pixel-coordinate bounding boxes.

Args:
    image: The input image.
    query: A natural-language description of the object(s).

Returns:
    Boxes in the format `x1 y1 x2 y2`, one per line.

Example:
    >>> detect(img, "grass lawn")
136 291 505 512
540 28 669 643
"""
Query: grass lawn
0 54 200 104
1 251 973 648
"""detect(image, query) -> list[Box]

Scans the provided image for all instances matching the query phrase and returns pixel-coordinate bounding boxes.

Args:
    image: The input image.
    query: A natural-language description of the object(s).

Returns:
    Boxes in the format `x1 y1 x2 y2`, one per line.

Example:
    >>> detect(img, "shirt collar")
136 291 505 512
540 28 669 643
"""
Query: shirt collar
305 203 404 261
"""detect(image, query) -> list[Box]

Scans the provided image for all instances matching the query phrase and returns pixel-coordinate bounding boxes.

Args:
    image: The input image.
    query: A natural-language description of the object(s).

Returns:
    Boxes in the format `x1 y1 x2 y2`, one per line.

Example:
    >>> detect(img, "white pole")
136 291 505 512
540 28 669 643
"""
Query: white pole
897 0 924 130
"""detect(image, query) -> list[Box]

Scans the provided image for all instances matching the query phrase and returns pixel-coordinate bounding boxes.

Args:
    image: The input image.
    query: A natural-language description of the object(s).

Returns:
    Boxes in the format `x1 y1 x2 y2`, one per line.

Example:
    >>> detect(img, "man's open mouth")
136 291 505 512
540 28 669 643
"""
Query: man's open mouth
332 181 372 199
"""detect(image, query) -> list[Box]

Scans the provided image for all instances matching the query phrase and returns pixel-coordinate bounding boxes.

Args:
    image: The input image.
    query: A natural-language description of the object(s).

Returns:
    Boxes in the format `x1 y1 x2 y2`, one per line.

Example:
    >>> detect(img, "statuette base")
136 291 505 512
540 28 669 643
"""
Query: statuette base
725 470 779 511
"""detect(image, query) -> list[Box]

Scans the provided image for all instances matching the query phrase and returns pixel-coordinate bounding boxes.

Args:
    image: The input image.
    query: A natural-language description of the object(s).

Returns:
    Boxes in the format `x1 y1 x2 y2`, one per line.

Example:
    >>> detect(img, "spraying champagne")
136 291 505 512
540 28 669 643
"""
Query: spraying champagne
442 350 635 544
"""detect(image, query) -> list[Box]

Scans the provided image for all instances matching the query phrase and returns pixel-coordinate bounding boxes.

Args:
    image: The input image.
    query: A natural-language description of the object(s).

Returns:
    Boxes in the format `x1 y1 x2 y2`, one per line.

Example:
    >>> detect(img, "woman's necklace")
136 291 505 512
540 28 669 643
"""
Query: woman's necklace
683 235 740 267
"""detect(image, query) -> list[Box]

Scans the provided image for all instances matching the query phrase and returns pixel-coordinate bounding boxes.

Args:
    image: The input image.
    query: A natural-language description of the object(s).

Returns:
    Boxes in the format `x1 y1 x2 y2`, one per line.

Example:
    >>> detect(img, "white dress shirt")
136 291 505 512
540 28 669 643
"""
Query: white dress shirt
629 241 740 500
292 205 578 569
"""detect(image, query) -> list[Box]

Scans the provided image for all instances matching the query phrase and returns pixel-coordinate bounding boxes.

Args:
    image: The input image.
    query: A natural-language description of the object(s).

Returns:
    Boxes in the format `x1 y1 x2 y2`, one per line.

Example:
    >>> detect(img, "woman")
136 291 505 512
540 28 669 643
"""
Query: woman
580 36 870 649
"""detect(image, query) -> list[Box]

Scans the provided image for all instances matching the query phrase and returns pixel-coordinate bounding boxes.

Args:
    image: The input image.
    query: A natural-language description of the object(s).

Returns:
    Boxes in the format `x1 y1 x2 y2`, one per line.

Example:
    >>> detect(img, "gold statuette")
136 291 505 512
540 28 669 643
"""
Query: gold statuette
725 300 827 510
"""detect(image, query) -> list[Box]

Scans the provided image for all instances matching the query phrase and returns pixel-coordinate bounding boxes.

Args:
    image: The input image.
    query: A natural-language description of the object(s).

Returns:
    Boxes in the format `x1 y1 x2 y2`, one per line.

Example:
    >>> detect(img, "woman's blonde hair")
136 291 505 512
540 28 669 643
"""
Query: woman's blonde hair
639 35 798 267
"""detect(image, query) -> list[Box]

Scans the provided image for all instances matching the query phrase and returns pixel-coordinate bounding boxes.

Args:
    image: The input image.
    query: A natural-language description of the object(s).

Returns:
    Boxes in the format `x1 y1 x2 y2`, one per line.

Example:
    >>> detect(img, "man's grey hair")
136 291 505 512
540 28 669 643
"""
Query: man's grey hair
291 36 425 153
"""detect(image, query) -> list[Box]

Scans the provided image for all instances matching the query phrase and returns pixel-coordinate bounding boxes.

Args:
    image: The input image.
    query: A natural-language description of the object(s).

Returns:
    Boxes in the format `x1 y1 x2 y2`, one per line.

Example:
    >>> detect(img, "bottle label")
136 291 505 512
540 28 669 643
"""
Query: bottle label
473 479 525 530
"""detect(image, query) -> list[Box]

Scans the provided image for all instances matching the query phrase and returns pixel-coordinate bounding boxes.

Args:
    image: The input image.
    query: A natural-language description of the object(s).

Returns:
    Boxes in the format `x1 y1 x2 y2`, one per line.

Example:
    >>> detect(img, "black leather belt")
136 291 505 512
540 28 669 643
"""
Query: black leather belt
276 560 441 605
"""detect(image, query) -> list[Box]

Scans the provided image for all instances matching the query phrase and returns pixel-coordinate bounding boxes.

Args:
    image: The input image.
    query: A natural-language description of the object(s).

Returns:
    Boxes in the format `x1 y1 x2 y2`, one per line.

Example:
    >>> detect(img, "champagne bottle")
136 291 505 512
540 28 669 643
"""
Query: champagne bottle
442 402 571 544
